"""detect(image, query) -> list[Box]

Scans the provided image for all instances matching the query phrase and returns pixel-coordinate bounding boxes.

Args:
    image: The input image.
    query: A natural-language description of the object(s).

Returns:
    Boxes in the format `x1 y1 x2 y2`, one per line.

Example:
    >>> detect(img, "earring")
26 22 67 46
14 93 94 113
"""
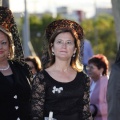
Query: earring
72 54 75 57
100 73 102 77
7 52 10 59
52 52 54 55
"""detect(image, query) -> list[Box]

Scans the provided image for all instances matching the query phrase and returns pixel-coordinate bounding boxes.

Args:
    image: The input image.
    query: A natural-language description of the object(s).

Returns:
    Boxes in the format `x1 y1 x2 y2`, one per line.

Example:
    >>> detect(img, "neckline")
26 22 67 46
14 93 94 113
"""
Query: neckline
5 74 13 77
43 70 78 84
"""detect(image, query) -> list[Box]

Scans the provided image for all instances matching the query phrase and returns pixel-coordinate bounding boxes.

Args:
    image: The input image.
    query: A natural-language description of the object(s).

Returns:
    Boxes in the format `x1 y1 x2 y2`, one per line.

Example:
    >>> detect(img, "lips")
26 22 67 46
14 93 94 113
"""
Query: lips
60 51 67 53
0 51 4 54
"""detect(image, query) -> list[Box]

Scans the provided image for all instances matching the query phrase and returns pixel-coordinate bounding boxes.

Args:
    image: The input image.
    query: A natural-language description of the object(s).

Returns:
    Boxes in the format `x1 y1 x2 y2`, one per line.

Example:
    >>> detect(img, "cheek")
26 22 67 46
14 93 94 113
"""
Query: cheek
88 70 97 75
92 70 100 76
68 46 76 52
5 46 10 53
52 45 61 52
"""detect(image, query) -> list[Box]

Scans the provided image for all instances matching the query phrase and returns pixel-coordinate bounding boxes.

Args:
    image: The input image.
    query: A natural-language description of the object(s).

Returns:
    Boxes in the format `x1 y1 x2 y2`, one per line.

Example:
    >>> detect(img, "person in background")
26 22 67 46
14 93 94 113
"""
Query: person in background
107 46 120 120
25 56 42 78
0 6 32 120
87 54 109 120
83 39 94 73
31 19 92 120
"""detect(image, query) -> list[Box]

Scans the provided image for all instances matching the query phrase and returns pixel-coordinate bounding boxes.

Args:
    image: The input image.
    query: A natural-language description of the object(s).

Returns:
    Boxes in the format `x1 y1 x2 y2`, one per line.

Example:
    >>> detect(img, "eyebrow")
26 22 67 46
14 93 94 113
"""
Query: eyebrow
56 39 73 41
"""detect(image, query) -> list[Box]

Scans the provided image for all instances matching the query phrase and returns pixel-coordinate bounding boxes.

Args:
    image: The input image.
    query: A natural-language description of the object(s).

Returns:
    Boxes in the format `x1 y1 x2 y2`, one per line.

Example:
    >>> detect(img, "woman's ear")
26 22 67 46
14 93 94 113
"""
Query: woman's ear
51 43 53 47
100 68 104 74
51 43 54 52
52 47 54 52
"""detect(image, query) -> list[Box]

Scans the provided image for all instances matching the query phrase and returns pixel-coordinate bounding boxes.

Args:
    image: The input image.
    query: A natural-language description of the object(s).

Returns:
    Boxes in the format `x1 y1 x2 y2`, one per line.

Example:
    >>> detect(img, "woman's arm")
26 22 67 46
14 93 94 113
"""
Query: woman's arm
83 76 93 120
31 72 46 120
95 82 108 117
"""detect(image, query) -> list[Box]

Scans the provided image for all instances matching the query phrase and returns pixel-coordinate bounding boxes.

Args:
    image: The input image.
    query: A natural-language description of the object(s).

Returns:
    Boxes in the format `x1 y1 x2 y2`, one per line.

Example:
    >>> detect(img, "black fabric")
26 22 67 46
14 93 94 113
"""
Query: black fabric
107 62 120 120
107 45 120 120
5 74 14 87
0 60 31 120
31 70 93 120
43 70 84 120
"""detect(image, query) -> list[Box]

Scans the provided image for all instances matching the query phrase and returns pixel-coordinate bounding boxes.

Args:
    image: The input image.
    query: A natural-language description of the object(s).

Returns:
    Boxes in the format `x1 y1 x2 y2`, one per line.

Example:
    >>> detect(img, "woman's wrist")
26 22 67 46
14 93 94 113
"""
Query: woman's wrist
90 105 95 114
90 104 98 117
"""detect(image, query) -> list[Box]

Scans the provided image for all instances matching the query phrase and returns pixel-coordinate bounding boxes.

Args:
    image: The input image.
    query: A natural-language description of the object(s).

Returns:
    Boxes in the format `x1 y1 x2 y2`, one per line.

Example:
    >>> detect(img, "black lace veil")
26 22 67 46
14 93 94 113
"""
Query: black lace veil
0 6 24 63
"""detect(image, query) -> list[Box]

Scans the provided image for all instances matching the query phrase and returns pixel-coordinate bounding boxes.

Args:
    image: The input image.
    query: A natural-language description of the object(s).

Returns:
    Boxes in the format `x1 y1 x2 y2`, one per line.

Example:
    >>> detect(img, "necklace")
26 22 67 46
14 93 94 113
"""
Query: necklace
0 64 10 71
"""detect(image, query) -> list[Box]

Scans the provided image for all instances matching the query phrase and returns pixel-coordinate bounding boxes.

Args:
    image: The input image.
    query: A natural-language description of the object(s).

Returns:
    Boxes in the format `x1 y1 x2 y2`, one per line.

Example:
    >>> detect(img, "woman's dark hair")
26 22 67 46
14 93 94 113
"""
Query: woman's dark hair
25 56 41 72
88 54 109 75
46 28 83 72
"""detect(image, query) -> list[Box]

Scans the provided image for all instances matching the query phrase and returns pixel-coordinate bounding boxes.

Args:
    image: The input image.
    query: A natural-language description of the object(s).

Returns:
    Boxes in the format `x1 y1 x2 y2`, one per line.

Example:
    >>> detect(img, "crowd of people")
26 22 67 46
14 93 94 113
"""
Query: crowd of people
0 6 119 120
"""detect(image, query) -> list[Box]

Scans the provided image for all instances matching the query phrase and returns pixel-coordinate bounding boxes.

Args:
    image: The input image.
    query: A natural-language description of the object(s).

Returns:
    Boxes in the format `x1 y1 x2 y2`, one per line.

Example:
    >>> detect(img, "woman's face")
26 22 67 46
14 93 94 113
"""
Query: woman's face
87 63 102 80
52 32 76 61
0 31 10 60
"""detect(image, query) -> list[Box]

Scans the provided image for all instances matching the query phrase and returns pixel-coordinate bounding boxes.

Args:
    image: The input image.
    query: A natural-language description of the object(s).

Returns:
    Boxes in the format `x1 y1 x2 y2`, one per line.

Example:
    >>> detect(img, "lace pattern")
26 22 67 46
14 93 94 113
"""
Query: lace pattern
31 72 46 120
82 75 93 120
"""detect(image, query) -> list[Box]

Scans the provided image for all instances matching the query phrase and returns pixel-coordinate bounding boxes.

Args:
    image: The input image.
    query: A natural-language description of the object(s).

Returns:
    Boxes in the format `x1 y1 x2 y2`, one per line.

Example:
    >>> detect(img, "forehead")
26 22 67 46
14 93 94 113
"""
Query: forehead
88 63 97 67
26 61 34 67
55 32 74 41
0 31 8 40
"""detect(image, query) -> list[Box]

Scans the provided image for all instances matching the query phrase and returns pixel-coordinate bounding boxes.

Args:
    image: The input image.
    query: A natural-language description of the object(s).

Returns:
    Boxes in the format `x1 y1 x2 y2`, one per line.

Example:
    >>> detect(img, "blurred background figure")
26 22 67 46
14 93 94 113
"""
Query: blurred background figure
25 56 41 78
87 54 109 120
107 47 120 120
83 39 94 73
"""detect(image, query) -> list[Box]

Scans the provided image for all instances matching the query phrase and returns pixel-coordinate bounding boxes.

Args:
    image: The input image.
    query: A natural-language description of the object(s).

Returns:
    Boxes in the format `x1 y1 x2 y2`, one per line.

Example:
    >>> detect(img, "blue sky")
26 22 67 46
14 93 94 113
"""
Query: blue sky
10 0 112 18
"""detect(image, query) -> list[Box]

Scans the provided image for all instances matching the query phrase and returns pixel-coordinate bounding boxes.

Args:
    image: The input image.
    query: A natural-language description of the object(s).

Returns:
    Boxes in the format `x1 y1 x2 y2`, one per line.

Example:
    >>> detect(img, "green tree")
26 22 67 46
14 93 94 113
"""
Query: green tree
29 14 62 57
81 14 117 64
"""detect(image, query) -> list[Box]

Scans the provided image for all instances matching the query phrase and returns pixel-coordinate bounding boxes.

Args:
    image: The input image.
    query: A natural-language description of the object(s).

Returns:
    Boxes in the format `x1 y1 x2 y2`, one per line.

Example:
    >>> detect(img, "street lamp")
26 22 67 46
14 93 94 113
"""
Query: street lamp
23 0 30 57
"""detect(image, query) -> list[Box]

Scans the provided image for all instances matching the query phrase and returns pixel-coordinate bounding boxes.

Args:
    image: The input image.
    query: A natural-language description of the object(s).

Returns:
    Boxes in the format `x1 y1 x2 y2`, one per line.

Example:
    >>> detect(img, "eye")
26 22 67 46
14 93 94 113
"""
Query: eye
67 41 72 44
67 41 74 45
57 40 62 44
1 41 7 45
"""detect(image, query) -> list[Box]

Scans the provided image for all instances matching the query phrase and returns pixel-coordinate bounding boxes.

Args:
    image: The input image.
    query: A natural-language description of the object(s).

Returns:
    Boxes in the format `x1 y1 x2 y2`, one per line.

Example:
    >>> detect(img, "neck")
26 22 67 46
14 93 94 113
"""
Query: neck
53 61 72 72
92 76 100 82
0 60 9 66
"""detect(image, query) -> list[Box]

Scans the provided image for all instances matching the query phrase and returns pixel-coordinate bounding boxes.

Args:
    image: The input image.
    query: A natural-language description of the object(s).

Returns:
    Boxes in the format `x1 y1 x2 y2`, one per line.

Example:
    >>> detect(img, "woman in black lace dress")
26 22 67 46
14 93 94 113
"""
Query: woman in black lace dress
31 19 92 120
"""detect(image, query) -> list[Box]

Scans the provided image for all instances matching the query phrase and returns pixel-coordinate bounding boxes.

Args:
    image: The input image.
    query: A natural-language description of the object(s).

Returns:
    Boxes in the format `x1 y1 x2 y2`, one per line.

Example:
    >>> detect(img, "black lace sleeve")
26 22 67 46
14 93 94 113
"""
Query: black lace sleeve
82 74 93 120
31 72 46 120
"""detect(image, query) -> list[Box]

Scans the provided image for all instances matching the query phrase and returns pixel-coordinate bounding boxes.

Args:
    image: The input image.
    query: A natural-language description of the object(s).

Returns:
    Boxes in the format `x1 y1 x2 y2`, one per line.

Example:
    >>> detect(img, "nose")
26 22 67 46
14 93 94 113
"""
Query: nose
62 42 67 48
0 44 2 49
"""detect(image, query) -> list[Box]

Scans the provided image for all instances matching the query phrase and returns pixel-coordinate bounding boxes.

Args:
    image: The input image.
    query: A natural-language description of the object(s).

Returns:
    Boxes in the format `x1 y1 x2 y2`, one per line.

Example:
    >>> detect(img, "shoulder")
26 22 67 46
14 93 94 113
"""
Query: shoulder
9 60 28 68
34 70 45 83
78 71 90 84
100 76 108 88
9 60 32 77
78 71 89 78
101 76 108 81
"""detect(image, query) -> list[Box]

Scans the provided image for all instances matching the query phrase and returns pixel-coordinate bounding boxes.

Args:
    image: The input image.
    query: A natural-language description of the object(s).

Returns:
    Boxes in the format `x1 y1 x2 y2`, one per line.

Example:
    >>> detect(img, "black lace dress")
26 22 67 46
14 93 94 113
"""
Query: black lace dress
31 70 92 120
